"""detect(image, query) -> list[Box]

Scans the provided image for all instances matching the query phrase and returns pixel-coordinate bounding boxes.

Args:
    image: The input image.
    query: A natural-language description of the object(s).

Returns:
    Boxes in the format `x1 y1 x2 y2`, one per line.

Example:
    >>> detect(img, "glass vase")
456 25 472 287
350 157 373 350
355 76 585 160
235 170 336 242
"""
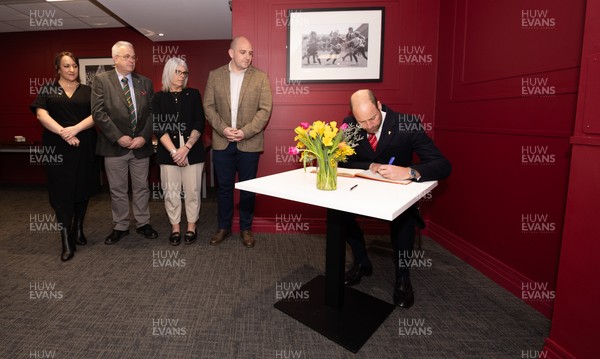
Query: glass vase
316 159 338 191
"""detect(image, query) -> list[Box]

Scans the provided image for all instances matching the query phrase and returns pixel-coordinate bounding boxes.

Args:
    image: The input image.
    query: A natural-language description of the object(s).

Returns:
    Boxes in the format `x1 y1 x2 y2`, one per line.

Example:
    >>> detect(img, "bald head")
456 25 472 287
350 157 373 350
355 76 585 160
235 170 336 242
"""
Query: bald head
229 36 253 72
350 89 382 134
350 89 378 111
230 36 251 51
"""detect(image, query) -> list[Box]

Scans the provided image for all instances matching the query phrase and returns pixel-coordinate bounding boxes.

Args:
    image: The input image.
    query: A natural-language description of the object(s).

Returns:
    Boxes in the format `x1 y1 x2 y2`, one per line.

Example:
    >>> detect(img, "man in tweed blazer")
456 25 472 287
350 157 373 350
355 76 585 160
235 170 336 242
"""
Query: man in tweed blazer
203 36 273 248
92 41 158 244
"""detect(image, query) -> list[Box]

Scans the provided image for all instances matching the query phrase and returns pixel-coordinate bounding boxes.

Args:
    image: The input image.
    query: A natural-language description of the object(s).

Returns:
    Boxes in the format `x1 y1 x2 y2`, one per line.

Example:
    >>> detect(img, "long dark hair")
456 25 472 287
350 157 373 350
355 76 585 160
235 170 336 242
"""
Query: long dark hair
54 51 78 81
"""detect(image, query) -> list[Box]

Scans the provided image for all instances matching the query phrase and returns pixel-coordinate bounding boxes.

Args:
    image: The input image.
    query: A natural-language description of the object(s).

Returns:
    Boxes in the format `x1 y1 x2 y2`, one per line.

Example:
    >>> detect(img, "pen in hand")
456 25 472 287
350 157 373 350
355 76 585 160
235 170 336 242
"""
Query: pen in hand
388 157 395 165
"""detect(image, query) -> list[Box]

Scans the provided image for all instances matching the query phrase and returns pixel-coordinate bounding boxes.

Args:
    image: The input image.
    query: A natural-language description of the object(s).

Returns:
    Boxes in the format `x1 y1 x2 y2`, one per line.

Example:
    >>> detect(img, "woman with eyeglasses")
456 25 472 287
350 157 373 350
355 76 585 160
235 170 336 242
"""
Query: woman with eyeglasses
30 51 100 261
152 57 205 246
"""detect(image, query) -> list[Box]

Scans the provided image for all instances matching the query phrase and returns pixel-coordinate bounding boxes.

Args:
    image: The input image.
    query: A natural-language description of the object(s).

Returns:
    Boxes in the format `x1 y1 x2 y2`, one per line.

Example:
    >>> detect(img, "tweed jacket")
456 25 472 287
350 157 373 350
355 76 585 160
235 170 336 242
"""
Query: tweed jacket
203 64 272 152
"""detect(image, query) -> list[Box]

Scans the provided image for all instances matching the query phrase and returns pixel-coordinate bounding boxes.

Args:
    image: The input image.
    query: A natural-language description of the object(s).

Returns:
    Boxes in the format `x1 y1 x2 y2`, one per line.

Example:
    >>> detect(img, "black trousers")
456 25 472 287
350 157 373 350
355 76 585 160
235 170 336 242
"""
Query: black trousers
54 200 88 230
343 208 417 278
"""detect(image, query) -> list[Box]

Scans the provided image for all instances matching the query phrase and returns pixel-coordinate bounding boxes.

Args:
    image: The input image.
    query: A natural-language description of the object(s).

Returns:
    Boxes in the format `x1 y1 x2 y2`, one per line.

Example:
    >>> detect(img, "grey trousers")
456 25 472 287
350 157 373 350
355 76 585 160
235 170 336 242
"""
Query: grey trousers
104 151 151 231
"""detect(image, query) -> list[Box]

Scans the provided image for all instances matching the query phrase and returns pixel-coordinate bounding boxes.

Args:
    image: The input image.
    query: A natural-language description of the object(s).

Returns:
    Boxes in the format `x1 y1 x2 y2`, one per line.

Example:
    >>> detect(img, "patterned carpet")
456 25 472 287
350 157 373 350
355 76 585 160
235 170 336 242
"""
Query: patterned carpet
0 185 549 358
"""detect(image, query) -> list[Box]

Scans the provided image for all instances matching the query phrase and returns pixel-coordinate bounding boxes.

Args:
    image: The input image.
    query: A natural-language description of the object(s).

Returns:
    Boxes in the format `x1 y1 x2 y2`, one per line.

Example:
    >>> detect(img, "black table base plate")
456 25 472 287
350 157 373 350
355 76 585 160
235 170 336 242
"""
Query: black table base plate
274 275 396 353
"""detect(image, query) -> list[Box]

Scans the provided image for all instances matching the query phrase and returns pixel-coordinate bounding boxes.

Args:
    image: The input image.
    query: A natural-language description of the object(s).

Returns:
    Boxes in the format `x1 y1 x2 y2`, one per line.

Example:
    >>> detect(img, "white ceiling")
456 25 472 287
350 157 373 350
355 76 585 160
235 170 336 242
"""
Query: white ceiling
0 0 232 41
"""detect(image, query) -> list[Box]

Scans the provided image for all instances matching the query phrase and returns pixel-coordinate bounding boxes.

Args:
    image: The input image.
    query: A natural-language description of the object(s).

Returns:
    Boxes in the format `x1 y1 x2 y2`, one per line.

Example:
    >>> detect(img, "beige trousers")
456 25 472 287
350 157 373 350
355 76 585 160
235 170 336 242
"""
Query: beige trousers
160 162 204 225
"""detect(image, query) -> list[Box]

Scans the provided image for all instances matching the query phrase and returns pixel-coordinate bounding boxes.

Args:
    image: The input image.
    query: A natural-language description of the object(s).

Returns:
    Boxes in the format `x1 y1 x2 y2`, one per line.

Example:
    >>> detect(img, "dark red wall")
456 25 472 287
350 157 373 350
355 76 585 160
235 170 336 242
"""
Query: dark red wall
2 4 596 347
431 0 585 318
0 27 229 184
1 27 229 142
232 0 444 234
231 0 585 320
543 0 600 357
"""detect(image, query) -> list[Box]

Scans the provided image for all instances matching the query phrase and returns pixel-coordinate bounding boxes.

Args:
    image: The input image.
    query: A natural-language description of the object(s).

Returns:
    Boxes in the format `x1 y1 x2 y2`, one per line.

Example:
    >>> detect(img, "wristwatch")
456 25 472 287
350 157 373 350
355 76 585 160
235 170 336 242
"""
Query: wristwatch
409 167 421 181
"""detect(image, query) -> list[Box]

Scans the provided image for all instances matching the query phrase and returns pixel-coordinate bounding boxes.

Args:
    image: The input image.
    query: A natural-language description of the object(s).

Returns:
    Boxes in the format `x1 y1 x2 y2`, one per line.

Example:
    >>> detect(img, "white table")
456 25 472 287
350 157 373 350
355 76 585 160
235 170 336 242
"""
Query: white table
236 167 436 221
236 167 437 352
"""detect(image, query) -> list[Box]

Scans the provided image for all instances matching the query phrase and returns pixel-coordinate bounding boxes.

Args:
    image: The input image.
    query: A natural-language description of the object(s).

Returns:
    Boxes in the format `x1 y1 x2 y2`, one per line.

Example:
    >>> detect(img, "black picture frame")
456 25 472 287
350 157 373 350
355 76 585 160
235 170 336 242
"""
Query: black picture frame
287 7 385 83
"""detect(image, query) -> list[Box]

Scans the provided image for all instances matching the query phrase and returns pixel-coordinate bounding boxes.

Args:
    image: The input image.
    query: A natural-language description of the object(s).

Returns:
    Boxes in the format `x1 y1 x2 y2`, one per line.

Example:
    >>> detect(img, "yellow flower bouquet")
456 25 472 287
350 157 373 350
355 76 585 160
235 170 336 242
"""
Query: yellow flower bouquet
288 121 362 190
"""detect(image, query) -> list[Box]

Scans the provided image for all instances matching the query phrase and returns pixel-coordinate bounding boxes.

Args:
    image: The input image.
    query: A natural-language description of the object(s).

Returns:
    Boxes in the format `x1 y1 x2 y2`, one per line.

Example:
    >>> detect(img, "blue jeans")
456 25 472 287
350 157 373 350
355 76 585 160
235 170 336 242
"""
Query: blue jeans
212 142 260 230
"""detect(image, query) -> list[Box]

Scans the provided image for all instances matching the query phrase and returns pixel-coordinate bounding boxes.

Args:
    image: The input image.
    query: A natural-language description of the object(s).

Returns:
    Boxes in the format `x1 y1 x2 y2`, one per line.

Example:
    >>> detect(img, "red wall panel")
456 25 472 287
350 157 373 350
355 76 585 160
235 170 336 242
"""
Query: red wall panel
231 0 444 233
460 2 583 83
543 0 600 357
432 0 585 318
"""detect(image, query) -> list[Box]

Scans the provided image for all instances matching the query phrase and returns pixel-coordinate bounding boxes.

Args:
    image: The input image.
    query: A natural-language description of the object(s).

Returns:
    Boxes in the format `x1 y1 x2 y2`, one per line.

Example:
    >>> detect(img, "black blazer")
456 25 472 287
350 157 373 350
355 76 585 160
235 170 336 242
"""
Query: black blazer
152 88 206 165
341 104 451 182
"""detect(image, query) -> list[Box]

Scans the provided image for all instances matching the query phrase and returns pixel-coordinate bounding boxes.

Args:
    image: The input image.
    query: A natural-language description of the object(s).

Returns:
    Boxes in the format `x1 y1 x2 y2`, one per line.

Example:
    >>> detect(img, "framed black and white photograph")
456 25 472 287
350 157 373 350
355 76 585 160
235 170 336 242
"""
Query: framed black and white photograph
287 7 384 83
79 58 114 87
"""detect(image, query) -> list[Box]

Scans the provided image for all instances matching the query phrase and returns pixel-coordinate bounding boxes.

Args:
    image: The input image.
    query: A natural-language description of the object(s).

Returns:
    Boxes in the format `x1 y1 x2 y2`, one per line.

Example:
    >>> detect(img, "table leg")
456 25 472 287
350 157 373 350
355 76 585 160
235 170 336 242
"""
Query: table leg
274 208 395 352
325 208 345 308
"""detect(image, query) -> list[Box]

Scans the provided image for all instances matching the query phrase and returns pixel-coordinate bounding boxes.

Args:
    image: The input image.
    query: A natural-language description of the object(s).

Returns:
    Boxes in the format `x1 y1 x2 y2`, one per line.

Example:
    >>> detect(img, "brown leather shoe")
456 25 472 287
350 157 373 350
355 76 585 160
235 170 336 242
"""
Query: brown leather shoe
241 230 255 248
210 229 231 246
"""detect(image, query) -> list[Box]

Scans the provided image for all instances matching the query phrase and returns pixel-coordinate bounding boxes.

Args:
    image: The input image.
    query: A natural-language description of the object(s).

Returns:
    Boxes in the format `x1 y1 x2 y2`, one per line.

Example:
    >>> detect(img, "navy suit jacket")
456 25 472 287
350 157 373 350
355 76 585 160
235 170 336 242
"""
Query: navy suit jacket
341 105 451 182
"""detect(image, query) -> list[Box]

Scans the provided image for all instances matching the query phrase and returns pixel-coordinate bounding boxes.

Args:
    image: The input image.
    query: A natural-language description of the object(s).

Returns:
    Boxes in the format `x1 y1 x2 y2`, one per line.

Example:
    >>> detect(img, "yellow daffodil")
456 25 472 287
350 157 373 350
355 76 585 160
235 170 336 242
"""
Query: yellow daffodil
288 120 363 173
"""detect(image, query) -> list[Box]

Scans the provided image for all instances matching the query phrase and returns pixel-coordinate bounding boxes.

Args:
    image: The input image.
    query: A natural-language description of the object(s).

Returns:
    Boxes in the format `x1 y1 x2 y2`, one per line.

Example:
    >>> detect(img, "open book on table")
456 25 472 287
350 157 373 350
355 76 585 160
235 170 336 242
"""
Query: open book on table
310 167 412 185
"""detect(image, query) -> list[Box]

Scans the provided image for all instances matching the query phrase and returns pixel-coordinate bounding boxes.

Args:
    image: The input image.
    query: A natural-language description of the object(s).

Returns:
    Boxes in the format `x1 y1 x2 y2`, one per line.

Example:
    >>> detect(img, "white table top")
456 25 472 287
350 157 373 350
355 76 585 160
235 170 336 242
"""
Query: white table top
235 167 437 221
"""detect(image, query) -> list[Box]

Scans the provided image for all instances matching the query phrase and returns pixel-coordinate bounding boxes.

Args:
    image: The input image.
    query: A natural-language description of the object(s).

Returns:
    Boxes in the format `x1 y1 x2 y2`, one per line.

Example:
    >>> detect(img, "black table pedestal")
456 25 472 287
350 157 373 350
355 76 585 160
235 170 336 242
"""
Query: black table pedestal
274 209 395 353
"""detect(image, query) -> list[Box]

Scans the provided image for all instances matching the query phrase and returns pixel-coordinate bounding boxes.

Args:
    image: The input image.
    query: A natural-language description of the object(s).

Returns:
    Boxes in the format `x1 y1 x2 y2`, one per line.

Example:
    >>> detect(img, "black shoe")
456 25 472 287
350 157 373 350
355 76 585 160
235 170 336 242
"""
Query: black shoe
73 200 88 245
136 224 158 239
73 229 87 246
60 227 75 262
344 263 373 285
105 229 129 245
183 231 197 245
169 232 181 246
71 218 87 246
393 276 415 309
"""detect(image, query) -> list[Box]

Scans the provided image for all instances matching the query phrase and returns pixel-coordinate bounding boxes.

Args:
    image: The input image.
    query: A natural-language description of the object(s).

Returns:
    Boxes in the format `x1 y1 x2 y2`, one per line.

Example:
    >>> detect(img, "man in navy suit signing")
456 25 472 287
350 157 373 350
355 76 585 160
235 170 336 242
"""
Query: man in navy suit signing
341 89 451 308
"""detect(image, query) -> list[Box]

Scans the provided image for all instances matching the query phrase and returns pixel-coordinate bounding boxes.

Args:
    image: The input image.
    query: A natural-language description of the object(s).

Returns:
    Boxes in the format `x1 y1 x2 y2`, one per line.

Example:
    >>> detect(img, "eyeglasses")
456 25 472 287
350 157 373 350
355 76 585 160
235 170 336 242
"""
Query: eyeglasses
118 54 137 61
175 70 189 77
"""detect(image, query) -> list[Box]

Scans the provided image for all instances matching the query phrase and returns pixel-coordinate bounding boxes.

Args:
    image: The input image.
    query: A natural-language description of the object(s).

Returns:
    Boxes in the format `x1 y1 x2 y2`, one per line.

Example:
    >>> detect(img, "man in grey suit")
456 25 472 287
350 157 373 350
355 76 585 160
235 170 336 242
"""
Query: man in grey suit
92 41 158 244
203 36 272 248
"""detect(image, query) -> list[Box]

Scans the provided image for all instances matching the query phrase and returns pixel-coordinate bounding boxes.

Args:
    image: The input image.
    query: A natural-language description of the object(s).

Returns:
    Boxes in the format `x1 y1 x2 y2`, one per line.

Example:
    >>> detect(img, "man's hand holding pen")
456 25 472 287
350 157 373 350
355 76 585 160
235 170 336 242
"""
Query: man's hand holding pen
369 157 419 180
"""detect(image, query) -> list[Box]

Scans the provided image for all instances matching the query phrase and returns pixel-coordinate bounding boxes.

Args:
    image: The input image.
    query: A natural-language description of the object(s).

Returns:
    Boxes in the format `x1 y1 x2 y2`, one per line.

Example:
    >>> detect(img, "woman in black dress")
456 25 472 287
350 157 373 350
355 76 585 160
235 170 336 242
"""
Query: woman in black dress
30 51 100 261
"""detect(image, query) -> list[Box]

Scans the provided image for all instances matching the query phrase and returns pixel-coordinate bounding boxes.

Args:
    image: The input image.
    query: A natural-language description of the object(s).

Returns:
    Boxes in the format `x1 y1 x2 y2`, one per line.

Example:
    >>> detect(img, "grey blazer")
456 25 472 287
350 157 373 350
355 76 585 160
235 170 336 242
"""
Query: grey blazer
92 69 154 158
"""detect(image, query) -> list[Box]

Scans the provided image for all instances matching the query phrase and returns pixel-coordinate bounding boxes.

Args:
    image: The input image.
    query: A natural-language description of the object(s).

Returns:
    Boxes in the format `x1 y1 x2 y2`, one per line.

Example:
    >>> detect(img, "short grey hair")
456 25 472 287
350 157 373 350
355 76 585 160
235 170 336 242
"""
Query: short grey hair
111 41 134 58
161 57 189 92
